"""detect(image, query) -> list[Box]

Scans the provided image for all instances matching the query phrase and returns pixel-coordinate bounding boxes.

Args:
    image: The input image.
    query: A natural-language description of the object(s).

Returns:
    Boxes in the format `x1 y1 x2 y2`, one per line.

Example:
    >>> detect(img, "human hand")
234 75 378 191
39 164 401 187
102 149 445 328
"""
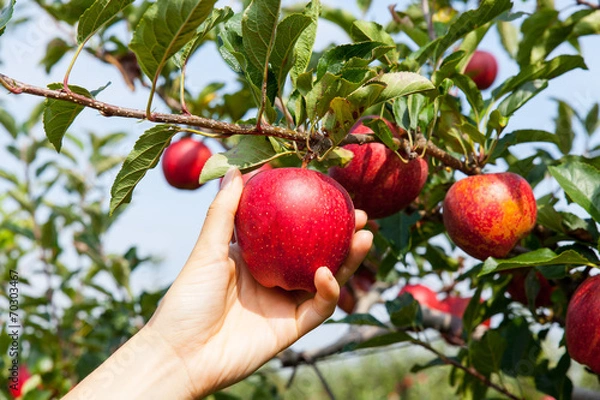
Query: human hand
145 167 373 397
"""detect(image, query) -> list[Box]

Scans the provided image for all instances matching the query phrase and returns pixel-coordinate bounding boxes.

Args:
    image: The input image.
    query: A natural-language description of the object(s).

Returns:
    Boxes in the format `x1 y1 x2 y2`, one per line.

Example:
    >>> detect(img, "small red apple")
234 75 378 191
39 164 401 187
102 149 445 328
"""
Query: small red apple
398 284 444 311
329 116 428 219
565 275 600 374
338 285 357 314
337 266 376 313
161 137 212 190
443 172 537 260
506 269 554 308
440 296 491 327
235 168 355 292
464 50 498 90
8 365 31 398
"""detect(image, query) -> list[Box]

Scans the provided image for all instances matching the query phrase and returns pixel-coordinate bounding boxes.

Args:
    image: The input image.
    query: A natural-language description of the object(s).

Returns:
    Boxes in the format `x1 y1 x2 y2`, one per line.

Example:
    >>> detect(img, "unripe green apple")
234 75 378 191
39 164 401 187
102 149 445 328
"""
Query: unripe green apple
443 172 537 260
235 168 355 292
566 275 600 374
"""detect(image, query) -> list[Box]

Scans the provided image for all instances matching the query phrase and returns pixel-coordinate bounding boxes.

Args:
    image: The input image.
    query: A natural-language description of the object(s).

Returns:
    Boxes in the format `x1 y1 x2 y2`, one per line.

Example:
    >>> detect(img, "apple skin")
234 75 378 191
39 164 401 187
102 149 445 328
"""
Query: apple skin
442 172 537 260
464 50 498 90
566 275 600 374
161 137 212 190
8 365 31 398
329 116 429 219
440 296 491 327
338 266 376 313
338 285 357 314
235 167 355 292
242 163 273 185
399 284 444 311
506 270 554 308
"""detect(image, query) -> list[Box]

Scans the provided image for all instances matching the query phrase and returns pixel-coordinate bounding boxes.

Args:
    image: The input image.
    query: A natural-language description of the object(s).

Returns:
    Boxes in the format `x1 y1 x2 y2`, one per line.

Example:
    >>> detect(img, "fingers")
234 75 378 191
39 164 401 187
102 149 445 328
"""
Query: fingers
355 209 368 231
190 168 243 260
295 267 339 337
335 229 373 286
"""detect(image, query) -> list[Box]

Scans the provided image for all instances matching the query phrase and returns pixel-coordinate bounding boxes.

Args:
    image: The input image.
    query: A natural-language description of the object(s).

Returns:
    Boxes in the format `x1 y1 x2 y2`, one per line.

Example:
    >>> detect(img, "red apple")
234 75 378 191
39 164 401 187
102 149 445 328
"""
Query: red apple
441 296 491 327
329 116 428 219
399 284 444 311
8 365 31 398
338 285 357 314
242 163 272 184
235 168 355 292
566 275 600 374
464 50 498 90
337 266 376 313
442 172 537 260
161 137 212 190
506 269 554 308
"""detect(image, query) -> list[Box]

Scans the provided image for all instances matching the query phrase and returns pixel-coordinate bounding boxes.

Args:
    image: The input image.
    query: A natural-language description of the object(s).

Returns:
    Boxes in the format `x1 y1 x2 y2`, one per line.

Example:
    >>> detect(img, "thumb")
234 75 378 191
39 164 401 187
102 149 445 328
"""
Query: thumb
190 168 243 260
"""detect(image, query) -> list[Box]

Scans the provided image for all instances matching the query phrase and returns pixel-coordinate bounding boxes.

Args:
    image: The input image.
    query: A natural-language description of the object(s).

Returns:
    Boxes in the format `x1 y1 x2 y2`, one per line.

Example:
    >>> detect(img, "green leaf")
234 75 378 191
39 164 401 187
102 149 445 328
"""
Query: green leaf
316 41 394 80
375 72 435 104
413 0 511 64
241 0 280 72
350 20 397 63
548 161 600 222
173 7 234 68
554 99 575 155
320 5 356 36
469 330 507 376
129 0 218 80
0 106 18 138
0 0 15 36
109 125 181 214
492 55 587 100
497 20 518 59
77 0 134 44
199 136 291 183
356 0 372 14
326 313 388 328
516 9 558 68
584 103 599 136
355 331 413 350
497 80 548 118
570 9 600 38
305 72 362 120
40 38 72 73
290 0 320 84
43 84 93 152
364 118 398 151
386 294 420 328
270 13 312 96
479 249 596 276
322 97 358 146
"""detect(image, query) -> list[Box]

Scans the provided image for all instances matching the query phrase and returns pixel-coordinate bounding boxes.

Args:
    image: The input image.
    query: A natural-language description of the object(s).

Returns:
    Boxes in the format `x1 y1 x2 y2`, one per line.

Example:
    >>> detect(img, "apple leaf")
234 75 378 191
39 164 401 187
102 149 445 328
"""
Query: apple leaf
326 313 388 328
387 294 421 328
129 0 217 80
289 0 320 84
548 160 600 223
43 83 93 152
496 79 548 118
77 0 134 44
0 106 18 138
109 124 180 215
493 55 587 100
270 13 312 96
316 41 394 80
354 331 413 350
364 118 398 151
305 72 361 121
497 20 519 59
375 72 435 105
350 20 398 63
584 103 599 136
199 136 293 184
0 0 15 36
469 330 507 376
322 97 358 146
479 249 596 276
413 0 511 64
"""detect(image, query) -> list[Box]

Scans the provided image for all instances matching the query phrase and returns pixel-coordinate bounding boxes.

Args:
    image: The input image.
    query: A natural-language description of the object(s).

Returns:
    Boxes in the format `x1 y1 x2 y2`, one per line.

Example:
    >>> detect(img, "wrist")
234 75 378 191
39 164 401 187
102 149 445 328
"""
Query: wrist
65 326 197 400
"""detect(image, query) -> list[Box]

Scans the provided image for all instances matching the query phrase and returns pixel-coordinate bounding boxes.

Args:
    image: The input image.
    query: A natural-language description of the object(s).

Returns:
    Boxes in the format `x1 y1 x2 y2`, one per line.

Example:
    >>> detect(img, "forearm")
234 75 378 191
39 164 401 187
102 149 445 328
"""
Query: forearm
64 326 197 400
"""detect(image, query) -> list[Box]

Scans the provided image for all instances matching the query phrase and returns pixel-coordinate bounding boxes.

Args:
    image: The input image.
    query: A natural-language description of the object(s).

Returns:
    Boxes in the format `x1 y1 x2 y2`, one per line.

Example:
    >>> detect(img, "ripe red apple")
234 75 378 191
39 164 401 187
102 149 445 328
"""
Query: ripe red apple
441 296 491 327
338 285 357 314
464 50 498 90
442 172 537 260
242 163 272 184
329 116 428 219
8 365 31 398
337 266 376 313
506 269 554 308
235 168 355 292
399 284 444 311
566 275 600 374
161 137 212 190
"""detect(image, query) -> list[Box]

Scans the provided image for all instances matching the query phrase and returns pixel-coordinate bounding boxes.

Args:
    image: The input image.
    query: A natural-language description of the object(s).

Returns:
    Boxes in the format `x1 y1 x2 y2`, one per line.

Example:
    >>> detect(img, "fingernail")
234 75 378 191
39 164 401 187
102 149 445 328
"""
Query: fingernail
220 167 236 190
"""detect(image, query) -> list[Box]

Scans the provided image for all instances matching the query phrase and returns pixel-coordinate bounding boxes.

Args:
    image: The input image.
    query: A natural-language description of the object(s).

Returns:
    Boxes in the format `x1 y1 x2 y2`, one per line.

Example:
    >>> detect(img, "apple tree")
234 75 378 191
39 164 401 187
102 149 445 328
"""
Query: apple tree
1 0 600 398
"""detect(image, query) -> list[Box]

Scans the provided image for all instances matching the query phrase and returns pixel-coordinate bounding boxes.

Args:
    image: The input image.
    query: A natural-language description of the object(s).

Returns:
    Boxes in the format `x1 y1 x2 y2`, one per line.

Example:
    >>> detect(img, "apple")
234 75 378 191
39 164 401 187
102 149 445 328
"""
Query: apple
506 269 554 308
161 137 212 190
235 167 355 292
442 172 537 260
565 275 600 374
8 365 31 398
441 296 491 327
337 266 376 313
398 284 444 311
464 50 498 90
329 116 428 219
241 163 272 185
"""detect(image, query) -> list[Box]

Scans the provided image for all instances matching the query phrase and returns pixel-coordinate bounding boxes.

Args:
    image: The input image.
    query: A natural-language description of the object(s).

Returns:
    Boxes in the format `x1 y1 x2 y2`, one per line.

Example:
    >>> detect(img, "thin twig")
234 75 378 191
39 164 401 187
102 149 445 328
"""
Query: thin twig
311 363 336 400
576 0 600 9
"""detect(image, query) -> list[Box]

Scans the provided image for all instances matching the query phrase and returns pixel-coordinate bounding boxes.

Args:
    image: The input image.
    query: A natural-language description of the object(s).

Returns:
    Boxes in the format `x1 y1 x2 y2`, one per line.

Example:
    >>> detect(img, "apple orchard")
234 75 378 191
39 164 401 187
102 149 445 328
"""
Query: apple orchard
1 0 600 399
